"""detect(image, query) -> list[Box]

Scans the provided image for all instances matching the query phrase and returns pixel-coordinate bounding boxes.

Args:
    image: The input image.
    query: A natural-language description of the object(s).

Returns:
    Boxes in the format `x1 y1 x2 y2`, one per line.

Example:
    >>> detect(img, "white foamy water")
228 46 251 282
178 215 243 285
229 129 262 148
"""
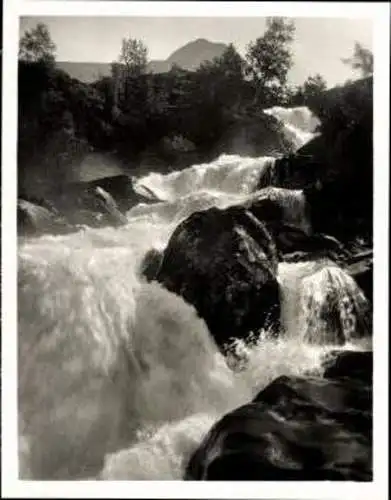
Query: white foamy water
263 105 320 150
18 107 371 481
133 154 276 202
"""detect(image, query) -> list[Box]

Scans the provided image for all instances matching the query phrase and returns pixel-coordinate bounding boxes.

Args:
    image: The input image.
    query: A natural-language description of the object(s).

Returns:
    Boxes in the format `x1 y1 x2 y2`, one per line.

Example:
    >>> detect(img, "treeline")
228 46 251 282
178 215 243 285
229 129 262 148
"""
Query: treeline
18 19 373 185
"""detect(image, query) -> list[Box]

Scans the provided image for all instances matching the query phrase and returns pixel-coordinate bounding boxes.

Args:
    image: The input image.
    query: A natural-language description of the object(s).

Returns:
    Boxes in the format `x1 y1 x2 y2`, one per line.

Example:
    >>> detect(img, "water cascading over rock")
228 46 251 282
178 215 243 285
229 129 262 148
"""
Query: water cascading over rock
279 260 372 345
133 154 277 202
17 199 72 236
299 263 371 344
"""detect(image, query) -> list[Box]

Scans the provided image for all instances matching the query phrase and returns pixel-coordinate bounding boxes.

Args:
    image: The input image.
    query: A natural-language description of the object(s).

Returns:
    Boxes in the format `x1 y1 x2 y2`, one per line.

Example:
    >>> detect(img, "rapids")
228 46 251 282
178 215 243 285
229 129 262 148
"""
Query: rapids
17 106 371 480
133 154 276 202
263 105 321 150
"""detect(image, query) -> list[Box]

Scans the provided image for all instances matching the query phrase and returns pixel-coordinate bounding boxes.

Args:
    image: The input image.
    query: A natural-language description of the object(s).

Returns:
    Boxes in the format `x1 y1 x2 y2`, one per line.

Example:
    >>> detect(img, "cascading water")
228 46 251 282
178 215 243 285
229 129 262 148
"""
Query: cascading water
133 154 276 202
263 105 321 150
18 106 371 480
279 260 372 346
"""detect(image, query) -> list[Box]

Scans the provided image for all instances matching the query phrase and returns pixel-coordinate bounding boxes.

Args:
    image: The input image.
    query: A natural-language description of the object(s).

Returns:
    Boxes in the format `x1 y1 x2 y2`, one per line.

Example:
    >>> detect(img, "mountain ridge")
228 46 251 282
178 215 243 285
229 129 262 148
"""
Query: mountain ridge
56 38 228 83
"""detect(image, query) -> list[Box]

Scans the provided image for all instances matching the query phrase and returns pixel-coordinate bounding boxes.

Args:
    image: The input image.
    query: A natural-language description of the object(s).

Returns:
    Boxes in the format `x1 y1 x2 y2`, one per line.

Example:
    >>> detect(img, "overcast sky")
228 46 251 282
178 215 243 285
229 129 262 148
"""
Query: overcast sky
19 16 373 86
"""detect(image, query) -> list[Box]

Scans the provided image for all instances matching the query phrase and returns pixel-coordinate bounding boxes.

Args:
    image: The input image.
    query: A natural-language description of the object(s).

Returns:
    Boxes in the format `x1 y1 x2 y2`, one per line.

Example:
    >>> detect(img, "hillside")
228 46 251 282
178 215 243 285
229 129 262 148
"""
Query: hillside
56 38 228 83
55 61 110 84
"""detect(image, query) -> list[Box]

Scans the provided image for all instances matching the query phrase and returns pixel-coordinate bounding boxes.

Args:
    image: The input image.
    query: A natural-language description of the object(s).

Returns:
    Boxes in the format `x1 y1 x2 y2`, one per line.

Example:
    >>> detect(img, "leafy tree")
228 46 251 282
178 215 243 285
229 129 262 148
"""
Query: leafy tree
342 42 373 78
115 37 148 76
111 37 148 112
196 44 246 115
205 43 245 80
302 74 327 96
292 74 328 105
19 23 56 64
246 17 295 105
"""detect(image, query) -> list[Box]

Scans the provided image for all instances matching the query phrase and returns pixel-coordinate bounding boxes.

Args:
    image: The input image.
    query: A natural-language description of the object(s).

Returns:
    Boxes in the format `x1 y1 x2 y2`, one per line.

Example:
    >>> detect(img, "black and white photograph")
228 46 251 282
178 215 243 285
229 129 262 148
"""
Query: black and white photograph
1 1 389 498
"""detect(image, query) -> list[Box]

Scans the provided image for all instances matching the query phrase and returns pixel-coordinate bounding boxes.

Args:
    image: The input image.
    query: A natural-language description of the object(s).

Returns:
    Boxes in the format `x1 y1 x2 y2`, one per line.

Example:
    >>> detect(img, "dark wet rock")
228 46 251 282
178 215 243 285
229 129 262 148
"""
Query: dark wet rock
186 374 372 481
61 174 153 214
18 193 60 216
242 187 349 260
272 226 348 261
17 199 74 237
156 205 281 348
37 181 134 231
93 186 128 226
344 251 373 303
323 350 372 385
83 174 156 211
140 248 163 282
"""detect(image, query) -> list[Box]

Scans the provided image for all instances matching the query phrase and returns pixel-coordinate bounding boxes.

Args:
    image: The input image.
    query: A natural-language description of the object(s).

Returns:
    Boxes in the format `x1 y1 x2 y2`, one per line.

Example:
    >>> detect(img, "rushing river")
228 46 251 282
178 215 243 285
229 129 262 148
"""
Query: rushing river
17 107 371 480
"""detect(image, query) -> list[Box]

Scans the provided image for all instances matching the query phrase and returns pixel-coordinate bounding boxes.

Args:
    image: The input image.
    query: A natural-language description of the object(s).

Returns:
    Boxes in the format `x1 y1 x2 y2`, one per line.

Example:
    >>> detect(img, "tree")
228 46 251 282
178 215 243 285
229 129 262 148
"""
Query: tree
206 44 245 80
19 23 56 64
245 17 295 105
293 74 328 105
111 37 148 109
117 37 148 76
342 42 373 78
196 44 246 113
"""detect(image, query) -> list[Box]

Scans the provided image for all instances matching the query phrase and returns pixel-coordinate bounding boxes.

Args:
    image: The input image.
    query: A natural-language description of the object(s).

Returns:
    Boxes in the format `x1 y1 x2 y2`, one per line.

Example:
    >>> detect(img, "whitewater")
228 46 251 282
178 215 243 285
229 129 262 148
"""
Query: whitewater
17 107 371 480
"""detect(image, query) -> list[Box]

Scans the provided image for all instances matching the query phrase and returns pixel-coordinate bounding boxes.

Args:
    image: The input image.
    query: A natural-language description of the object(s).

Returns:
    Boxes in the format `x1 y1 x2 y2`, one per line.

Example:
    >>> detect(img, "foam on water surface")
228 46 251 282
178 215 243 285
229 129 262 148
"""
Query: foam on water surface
263 105 321 150
133 154 276 202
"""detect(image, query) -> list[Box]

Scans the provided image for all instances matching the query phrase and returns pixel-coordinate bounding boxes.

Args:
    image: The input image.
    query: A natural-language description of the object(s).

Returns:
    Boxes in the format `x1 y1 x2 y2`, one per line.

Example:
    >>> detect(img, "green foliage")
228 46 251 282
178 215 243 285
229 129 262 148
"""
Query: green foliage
342 42 373 78
19 23 56 65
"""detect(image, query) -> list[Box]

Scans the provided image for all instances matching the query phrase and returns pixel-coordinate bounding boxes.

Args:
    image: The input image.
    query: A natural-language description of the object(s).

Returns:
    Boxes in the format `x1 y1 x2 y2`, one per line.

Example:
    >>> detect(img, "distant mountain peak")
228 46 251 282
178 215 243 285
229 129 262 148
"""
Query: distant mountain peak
56 38 229 83
166 38 228 71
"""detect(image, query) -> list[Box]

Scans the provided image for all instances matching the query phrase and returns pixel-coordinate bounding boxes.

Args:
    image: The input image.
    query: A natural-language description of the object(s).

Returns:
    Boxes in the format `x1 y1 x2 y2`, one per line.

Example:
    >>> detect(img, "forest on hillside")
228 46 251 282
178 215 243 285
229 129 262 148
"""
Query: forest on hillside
18 18 373 192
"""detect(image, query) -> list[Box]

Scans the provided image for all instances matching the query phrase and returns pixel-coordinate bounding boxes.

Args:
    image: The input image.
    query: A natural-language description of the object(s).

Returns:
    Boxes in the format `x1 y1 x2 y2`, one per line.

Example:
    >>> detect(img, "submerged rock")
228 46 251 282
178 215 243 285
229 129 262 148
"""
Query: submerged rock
156 205 281 348
79 174 154 212
17 199 73 237
299 263 372 345
140 248 164 282
186 366 372 481
93 186 128 226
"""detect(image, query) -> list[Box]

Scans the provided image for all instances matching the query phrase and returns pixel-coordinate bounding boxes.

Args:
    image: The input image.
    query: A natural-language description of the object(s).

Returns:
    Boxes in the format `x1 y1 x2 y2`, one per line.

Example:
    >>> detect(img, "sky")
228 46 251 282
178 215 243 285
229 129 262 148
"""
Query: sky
19 16 373 86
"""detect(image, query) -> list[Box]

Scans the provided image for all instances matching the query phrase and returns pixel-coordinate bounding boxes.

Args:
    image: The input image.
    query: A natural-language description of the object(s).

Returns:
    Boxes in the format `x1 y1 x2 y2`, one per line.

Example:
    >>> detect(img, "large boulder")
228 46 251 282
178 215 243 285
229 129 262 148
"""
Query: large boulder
156 205 281 348
186 358 372 480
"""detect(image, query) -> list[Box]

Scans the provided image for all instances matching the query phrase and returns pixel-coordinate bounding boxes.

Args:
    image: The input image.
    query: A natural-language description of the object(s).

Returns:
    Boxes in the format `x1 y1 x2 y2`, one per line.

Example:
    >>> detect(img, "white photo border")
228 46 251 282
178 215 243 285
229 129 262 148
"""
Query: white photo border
2 2 389 498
